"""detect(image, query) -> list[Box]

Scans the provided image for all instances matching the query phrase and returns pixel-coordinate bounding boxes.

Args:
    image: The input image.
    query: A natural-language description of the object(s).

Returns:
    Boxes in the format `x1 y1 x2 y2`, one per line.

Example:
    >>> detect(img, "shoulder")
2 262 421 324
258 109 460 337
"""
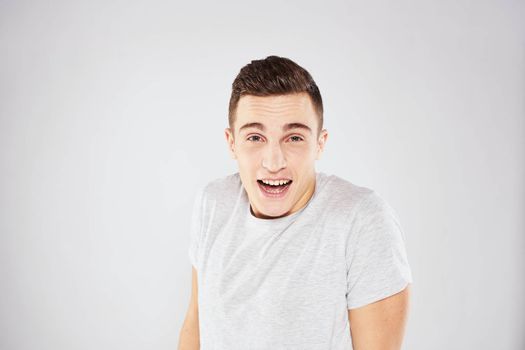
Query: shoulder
319 173 399 227
197 172 242 204
343 185 405 248
320 173 375 214
354 189 400 228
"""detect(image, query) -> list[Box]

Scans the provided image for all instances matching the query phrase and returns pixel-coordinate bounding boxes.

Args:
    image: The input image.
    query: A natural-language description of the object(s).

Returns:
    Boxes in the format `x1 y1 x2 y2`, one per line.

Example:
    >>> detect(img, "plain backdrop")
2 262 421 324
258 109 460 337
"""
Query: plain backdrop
1 0 524 349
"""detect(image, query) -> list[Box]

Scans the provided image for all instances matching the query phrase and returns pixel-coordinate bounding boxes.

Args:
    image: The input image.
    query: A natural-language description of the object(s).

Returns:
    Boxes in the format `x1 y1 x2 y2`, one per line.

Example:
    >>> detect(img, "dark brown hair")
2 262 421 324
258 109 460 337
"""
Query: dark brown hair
228 55 323 136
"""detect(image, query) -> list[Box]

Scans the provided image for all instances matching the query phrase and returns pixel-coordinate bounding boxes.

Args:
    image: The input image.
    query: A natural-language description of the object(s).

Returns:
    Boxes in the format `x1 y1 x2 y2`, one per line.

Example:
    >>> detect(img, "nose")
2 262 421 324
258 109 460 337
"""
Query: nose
262 141 287 172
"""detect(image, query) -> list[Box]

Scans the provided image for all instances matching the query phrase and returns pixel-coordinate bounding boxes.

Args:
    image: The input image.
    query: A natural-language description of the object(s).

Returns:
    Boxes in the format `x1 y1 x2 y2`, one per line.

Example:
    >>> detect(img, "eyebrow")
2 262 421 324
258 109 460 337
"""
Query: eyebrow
238 122 312 134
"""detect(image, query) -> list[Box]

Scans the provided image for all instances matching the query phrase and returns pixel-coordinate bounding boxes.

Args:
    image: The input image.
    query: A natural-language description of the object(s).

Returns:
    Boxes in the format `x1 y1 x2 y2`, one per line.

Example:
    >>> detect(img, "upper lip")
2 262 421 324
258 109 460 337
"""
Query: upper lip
258 178 292 181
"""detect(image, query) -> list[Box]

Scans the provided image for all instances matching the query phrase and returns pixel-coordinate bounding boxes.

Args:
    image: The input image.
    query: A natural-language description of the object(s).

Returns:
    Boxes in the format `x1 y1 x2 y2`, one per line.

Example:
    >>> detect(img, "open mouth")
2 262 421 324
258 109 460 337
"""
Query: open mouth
257 179 293 197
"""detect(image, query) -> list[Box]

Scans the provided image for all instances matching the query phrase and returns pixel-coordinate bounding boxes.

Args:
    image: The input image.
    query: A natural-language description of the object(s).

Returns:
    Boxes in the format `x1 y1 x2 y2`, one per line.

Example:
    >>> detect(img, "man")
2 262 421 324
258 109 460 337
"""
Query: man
178 56 413 350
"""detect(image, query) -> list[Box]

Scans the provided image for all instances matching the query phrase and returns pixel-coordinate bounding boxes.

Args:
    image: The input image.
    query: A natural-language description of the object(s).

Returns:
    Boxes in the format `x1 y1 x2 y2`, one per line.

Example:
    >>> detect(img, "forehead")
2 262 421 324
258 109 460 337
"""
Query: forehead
235 93 317 132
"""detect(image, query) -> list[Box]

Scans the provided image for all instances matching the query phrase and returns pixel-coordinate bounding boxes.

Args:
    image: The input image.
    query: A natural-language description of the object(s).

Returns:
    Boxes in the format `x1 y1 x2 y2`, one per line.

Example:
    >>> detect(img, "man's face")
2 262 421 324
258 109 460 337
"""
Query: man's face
225 92 328 219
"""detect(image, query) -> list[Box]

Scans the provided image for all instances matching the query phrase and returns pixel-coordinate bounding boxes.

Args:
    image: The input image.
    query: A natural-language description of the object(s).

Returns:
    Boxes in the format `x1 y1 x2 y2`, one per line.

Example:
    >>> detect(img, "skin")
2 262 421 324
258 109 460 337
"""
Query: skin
179 92 410 349
178 267 199 350
224 92 328 219
348 285 411 350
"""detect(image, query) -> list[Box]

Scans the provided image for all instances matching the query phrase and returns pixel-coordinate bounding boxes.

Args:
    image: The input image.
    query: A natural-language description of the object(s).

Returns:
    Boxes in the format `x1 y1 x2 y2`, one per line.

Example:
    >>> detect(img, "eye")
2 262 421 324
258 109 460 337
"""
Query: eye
289 135 304 142
247 135 263 142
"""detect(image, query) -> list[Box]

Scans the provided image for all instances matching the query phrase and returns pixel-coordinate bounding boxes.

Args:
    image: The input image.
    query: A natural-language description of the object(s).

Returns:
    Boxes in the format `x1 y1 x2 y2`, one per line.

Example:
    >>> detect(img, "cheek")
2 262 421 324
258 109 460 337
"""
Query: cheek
236 152 261 175
286 147 306 156
237 148 262 162
286 144 315 158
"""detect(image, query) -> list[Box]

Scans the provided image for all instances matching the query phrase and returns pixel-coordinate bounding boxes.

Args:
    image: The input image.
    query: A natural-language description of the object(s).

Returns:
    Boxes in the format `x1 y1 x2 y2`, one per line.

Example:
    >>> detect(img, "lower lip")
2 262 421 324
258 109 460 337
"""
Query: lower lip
257 181 292 199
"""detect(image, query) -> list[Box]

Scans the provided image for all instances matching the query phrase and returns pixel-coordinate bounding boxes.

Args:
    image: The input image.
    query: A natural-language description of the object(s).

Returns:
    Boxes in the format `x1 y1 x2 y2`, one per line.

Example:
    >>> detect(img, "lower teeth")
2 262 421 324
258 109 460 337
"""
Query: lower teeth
262 183 289 194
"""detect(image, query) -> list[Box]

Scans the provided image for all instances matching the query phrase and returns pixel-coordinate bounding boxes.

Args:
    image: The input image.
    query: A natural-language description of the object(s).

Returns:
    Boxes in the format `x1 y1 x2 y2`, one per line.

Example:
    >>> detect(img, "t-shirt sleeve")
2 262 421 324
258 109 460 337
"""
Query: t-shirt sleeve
188 186 206 270
346 191 413 310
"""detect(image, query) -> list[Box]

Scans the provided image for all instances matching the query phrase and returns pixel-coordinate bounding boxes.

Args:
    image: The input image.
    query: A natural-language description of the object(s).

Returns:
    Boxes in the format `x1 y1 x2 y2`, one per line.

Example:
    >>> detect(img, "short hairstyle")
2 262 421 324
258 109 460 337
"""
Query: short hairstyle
228 55 323 136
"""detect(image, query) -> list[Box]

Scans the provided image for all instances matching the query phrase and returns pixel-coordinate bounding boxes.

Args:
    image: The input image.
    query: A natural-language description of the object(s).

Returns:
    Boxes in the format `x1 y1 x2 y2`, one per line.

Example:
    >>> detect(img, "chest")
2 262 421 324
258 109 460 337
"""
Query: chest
201 218 348 316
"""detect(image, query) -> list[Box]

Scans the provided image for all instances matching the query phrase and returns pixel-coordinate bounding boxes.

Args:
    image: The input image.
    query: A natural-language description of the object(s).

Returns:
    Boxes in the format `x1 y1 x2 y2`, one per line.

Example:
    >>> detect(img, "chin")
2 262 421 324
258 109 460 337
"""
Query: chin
256 203 291 218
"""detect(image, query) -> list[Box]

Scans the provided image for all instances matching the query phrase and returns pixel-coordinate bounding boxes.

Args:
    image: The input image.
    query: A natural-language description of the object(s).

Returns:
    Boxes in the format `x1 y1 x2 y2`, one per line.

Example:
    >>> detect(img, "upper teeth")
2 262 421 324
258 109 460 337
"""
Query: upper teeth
261 179 291 186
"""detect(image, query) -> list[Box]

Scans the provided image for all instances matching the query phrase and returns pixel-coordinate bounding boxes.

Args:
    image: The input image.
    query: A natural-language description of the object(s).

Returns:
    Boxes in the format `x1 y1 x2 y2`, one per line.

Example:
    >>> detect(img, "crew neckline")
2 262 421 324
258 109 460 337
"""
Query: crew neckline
244 172 326 228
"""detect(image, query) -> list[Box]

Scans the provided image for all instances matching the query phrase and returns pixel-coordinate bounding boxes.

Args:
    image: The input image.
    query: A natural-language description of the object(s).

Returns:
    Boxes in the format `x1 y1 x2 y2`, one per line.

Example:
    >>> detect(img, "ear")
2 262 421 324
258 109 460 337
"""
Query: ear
315 129 328 160
225 127 237 159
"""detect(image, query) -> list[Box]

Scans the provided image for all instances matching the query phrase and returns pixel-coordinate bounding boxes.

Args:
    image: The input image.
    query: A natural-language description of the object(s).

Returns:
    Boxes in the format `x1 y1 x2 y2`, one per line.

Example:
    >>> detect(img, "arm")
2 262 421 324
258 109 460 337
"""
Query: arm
348 284 411 350
178 266 200 350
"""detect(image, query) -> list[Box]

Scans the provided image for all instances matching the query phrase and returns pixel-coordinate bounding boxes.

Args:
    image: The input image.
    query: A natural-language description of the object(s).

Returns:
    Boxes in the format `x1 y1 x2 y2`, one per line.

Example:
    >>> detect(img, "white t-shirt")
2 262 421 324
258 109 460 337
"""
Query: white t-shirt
188 171 413 350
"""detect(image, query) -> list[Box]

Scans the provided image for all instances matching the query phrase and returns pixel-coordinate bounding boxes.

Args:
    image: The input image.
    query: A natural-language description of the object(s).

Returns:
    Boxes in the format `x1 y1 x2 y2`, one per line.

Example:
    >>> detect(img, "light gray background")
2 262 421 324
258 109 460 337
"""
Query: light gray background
1 0 524 349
